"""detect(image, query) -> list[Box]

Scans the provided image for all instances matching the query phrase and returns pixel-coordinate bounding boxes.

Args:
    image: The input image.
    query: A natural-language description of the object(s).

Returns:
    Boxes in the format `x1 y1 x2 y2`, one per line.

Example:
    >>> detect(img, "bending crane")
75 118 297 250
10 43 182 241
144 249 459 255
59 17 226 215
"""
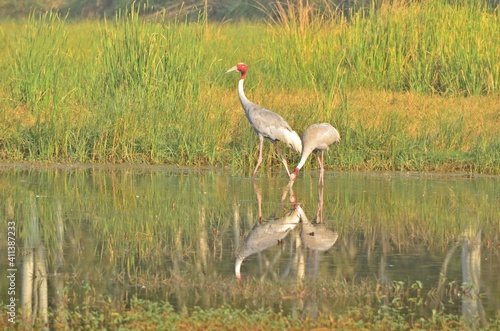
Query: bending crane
290 123 340 184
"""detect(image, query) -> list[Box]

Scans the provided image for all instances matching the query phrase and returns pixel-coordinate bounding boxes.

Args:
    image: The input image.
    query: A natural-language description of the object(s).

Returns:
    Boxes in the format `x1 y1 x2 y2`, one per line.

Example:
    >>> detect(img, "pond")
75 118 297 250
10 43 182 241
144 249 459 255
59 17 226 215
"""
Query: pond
1 165 499 327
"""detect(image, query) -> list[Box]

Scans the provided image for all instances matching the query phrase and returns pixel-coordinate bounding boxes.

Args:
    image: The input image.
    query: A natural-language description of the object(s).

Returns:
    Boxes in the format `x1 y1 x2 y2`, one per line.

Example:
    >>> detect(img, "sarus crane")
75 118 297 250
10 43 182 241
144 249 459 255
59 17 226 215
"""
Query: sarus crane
226 63 302 178
290 123 340 184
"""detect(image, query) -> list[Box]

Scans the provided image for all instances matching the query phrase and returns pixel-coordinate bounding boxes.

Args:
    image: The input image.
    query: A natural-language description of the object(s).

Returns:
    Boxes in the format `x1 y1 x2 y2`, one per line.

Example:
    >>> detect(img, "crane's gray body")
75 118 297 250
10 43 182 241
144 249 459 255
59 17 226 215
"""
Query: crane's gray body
297 123 340 170
238 80 302 154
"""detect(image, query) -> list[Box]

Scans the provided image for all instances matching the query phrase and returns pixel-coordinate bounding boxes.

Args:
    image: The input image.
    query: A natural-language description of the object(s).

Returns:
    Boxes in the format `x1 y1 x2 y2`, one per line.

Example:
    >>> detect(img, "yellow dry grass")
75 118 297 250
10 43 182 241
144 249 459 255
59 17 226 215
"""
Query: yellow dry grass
347 89 500 150
202 84 499 162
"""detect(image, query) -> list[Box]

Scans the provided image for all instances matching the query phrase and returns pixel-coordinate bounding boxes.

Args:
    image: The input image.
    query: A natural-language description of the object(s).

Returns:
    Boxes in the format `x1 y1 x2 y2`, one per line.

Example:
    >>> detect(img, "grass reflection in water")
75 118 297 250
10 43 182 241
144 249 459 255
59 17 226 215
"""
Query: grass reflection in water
0 166 499 329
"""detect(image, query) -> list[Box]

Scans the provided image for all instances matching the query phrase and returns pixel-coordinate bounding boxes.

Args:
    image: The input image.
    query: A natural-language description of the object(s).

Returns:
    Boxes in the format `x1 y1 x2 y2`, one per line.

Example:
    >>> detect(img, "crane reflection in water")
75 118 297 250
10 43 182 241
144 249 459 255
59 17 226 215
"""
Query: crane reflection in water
235 180 339 281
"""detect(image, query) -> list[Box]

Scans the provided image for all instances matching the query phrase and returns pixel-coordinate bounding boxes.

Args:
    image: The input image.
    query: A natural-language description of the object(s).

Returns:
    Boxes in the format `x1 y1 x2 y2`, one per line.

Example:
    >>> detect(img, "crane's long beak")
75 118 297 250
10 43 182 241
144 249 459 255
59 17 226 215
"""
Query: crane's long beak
225 66 238 74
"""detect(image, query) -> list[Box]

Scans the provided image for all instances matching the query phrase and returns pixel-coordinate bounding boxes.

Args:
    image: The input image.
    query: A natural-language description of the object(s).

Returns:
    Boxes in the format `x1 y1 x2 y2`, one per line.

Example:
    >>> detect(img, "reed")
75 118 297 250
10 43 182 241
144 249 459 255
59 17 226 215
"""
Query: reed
0 0 498 173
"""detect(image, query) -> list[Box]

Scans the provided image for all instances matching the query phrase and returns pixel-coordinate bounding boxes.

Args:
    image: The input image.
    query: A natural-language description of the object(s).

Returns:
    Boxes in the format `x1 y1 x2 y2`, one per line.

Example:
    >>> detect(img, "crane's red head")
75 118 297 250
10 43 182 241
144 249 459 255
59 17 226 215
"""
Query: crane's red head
226 63 248 79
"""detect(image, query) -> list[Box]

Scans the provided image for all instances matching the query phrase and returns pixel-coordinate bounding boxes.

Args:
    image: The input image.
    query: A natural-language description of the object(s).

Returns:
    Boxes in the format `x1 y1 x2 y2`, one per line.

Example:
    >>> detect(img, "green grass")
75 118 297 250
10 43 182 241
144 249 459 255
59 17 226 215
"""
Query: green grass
2 267 500 330
0 0 499 174
2 292 500 330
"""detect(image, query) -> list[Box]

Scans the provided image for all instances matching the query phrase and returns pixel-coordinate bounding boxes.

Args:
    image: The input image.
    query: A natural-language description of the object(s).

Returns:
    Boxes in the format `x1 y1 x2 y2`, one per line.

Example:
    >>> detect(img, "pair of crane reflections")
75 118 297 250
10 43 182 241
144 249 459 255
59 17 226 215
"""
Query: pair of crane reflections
226 63 341 182
234 181 338 280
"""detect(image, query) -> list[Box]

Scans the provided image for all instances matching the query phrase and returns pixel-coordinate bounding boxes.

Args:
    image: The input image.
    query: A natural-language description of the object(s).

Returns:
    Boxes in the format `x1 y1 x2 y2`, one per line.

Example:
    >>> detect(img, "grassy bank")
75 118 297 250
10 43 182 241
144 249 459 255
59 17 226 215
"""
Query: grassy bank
0 0 499 174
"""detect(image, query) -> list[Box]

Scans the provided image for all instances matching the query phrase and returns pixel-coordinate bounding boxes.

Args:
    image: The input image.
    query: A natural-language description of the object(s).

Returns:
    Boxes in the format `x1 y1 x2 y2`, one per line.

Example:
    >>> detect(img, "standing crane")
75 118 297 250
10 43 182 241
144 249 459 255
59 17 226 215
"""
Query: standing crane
289 123 340 185
226 63 302 178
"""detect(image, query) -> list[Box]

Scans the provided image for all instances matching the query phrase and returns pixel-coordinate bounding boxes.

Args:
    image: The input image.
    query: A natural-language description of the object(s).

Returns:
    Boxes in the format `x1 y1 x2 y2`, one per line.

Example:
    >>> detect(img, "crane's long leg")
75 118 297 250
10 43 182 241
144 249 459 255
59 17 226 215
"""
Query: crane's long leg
273 142 291 177
252 138 264 178
317 151 325 187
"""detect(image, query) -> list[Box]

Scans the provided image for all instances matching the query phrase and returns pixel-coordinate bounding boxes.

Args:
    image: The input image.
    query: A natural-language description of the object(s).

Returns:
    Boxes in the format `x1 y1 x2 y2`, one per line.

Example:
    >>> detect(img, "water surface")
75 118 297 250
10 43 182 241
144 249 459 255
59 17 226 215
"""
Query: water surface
1 165 499 324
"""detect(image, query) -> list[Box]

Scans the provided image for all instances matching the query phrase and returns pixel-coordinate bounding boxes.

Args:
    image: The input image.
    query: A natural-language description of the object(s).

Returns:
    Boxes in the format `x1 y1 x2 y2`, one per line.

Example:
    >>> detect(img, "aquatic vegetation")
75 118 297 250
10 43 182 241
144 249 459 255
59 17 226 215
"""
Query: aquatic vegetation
1 282 499 330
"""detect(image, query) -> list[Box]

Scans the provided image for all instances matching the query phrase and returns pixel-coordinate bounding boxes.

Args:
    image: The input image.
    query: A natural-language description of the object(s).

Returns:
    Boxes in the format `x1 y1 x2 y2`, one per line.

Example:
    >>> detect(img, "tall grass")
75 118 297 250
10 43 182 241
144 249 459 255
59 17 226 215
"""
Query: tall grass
266 0 499 95
0 0 499 173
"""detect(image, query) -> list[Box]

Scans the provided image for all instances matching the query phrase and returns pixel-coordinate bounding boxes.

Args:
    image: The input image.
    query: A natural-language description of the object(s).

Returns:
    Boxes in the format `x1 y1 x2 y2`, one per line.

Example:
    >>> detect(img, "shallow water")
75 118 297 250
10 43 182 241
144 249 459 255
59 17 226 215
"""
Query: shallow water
1 165 499 323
